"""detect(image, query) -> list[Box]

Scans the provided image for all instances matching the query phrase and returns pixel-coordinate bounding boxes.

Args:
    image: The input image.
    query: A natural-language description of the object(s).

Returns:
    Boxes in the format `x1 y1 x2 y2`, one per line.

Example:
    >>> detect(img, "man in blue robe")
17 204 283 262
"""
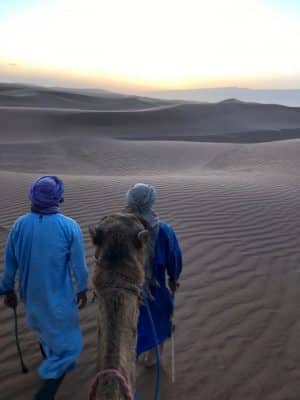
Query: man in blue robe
126 183 182 367
0 176 88 400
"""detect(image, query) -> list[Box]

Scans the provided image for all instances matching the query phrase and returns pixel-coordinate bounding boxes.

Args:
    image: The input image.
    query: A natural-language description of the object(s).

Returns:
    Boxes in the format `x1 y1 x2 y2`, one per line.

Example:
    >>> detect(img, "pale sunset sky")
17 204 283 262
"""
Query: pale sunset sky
0 0 300 93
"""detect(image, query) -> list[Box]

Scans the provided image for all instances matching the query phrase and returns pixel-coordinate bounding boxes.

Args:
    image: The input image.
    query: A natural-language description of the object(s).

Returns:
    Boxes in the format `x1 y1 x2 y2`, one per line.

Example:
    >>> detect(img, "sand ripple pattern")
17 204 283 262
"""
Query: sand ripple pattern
0 172 300 400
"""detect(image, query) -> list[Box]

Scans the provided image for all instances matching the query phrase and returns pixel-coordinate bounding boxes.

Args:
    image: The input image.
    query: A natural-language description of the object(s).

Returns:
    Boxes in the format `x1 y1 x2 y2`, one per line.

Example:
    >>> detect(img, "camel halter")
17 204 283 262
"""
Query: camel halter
89 369 134 400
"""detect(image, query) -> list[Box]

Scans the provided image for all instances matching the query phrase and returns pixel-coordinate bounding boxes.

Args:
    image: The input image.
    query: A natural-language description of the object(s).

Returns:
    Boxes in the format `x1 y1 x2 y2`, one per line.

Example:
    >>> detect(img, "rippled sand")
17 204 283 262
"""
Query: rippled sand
1 87 300 400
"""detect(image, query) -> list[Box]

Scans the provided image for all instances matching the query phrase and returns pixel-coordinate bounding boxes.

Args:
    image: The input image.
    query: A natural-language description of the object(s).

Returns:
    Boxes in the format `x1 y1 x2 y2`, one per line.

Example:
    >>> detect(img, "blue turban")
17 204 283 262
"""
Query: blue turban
28 176 64 215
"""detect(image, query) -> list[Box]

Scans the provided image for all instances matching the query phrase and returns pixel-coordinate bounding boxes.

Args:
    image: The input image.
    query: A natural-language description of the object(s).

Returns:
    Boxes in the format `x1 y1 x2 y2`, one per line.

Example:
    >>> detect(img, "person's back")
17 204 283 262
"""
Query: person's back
125 183 182 367
10 213 87 332
1 175 88 400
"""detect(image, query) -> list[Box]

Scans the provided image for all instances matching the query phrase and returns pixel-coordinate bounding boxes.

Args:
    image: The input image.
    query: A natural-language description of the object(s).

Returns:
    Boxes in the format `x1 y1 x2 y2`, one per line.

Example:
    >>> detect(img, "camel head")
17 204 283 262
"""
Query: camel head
89 212 150 289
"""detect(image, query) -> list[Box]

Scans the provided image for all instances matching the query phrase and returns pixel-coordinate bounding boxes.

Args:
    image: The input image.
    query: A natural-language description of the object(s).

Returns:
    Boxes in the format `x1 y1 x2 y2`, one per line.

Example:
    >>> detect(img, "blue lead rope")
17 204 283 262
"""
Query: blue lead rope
135 290 161 400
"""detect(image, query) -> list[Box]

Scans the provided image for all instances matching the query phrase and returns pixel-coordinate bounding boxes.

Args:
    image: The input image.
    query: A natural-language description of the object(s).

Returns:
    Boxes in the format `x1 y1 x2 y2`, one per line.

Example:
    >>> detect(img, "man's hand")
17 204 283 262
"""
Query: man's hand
168 279 179 295
4 291 18 309
77 290 87 309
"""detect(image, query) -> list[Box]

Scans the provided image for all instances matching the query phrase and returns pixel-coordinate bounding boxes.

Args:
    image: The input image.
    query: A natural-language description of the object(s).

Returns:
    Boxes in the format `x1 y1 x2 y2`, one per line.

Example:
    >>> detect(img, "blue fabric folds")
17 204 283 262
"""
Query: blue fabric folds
136 221 182 356
0 213 88 379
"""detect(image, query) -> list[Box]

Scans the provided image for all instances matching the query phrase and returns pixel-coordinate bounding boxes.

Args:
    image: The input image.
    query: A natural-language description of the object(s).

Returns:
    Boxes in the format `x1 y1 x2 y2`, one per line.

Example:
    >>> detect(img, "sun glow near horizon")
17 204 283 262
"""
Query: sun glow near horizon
0 0 300 92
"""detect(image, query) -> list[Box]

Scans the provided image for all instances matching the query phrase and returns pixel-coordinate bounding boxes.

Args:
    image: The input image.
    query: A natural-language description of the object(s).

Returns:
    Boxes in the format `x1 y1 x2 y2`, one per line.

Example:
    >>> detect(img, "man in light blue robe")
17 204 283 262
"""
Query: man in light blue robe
126 183 182 367
0 176 88 400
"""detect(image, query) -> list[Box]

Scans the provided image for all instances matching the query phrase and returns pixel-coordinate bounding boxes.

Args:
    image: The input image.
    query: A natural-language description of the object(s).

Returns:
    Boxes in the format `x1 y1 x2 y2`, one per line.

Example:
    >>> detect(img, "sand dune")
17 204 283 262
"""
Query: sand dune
1 94 300 143
1 135 300 176
1 85 300 400
0 84 170 110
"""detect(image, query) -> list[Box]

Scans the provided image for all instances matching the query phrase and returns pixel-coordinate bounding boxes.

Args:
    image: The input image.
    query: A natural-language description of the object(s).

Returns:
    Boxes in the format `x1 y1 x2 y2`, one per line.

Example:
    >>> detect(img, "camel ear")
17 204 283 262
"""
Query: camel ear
89 225 104 246
89 225 96 242
136 230 149 247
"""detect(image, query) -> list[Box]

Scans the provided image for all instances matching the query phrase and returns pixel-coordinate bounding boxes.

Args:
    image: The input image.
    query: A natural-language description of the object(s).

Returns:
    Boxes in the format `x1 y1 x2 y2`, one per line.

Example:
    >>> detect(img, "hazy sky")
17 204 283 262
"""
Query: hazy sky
0 0 300 92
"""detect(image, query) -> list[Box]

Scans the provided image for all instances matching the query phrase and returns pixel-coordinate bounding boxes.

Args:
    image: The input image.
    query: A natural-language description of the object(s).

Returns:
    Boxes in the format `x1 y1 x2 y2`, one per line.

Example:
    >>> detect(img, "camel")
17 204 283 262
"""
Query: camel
89 211 150 400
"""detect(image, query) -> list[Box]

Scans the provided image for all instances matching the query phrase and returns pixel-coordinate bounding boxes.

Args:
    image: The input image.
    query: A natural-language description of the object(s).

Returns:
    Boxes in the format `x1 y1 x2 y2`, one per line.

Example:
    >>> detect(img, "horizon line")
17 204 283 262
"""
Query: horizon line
2 81 300 94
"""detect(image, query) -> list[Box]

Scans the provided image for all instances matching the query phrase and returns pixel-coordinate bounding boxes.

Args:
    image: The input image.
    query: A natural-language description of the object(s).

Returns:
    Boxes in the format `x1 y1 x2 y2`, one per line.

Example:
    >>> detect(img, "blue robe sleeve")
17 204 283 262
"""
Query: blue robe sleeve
166 225 182 283
0 228 18 295
69 223 88 293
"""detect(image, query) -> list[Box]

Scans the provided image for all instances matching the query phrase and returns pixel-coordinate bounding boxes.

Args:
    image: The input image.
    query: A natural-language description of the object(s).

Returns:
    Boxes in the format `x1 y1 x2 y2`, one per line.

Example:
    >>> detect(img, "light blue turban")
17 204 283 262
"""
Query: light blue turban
126 183 156 211
126 183 158 231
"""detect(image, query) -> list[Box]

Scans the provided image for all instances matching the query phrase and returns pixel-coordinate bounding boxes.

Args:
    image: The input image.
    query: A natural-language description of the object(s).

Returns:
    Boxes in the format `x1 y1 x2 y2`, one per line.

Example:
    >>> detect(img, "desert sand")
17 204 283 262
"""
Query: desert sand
1 85 300 400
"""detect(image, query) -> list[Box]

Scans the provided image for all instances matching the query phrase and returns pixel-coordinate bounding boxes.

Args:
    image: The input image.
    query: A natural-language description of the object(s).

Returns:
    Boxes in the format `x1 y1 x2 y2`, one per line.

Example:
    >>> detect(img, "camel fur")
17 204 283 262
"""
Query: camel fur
89 212 149 399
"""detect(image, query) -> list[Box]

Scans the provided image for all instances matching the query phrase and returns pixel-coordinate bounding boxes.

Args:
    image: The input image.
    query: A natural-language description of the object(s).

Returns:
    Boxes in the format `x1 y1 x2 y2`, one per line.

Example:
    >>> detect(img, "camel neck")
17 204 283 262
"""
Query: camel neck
95 288 139 400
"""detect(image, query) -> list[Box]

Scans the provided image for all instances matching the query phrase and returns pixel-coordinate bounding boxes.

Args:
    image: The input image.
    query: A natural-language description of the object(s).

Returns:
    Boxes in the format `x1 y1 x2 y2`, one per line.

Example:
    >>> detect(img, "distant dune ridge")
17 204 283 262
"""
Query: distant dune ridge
1 84 300 400
144 87 300 107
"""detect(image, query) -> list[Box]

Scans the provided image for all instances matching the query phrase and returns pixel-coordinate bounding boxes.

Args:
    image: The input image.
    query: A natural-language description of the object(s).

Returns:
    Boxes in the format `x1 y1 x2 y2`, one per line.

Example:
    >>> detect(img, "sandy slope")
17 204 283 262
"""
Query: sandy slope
1 87 300 400
1 101 300 142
